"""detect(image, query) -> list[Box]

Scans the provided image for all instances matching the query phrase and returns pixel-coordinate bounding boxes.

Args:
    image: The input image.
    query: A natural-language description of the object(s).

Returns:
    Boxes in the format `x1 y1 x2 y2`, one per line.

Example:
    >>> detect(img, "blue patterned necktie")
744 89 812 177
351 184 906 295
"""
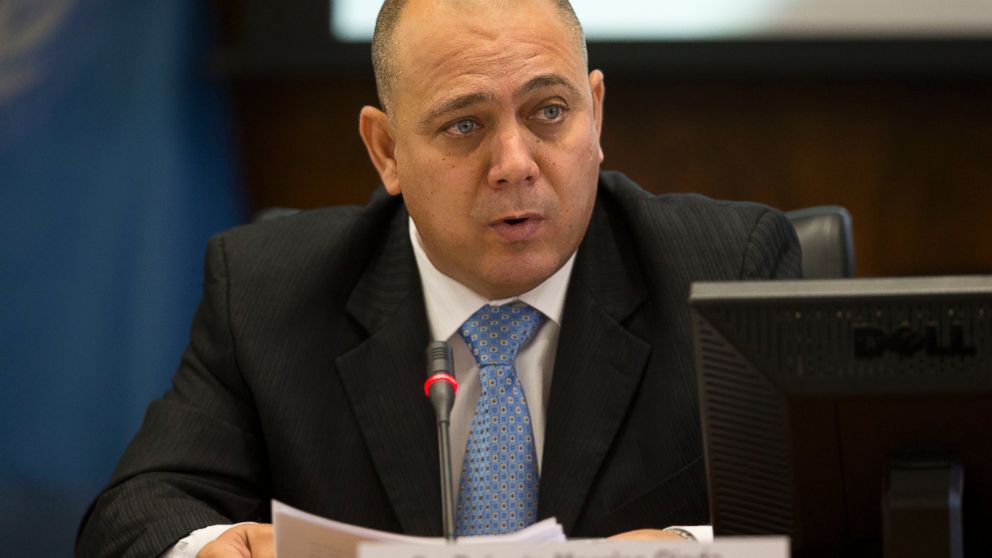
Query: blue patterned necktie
455 303 544 535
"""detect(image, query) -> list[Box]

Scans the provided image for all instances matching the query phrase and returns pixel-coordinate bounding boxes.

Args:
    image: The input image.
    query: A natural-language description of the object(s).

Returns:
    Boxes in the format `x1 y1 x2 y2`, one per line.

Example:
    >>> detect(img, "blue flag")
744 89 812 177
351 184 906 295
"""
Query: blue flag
0 1 244 554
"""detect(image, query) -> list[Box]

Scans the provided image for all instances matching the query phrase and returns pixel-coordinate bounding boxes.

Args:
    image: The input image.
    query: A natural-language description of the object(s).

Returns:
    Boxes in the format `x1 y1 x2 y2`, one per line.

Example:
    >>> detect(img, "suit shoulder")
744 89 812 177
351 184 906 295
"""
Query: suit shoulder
598 170 777 231
219 191 398 257
202 191 405 290
220 205 356 250
596 170 799 280
642 192 774 228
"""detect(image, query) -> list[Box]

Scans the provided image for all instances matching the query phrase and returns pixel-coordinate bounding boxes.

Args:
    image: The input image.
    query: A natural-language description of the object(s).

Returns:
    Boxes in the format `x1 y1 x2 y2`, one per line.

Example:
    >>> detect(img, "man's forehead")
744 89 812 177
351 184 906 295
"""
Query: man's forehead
393 0 578 65
390 0 584 109
403 0 549 19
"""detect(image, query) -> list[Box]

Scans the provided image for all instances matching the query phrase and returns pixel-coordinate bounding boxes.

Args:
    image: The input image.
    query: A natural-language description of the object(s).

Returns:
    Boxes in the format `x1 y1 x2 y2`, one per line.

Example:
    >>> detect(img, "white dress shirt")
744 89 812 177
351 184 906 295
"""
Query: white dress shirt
411 220 709 543
409 218 574 492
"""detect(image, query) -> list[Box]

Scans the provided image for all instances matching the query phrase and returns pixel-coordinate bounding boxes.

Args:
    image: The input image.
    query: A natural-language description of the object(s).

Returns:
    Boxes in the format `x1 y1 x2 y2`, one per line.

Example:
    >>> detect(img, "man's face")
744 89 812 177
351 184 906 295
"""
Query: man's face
360 0 605 299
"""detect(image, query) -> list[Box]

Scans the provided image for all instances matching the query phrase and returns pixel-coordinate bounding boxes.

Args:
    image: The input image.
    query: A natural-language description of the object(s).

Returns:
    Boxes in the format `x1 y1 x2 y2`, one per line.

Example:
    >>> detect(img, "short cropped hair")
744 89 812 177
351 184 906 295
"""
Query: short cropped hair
370 0 587 113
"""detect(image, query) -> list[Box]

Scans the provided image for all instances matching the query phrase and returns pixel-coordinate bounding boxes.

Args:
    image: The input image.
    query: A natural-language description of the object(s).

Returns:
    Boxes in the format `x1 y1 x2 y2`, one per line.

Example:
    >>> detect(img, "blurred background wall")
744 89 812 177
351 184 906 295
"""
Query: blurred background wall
0 0 989 555
0 1 243 555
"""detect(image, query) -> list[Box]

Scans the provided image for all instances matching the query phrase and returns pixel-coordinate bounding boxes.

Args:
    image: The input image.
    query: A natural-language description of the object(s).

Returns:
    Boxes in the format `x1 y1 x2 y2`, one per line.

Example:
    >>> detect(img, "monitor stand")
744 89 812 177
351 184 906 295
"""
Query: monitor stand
883 455 964 558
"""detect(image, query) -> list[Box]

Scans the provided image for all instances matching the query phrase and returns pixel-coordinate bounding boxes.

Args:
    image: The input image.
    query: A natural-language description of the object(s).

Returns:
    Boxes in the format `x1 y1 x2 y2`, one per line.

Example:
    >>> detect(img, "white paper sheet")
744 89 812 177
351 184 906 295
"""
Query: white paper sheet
272 500 566 558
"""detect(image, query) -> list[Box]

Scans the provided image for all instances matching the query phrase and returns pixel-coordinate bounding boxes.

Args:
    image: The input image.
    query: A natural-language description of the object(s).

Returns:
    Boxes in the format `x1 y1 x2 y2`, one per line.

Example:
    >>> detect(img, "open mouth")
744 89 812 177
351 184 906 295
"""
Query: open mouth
490 214 543 241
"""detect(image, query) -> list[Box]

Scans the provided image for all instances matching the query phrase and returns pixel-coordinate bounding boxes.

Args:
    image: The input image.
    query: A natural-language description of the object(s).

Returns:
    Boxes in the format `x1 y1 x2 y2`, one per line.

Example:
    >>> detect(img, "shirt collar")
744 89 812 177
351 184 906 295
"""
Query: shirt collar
409 217 575 341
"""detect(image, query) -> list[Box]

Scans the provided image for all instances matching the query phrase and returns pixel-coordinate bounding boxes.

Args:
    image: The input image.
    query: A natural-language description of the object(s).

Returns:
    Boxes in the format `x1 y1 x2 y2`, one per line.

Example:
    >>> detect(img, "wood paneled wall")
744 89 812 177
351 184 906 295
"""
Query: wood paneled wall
231 76 992 277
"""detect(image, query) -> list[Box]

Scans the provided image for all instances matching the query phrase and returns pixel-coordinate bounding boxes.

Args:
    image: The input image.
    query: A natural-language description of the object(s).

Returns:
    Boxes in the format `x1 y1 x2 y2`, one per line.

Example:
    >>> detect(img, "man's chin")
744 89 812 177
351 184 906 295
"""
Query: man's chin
477 256 566 299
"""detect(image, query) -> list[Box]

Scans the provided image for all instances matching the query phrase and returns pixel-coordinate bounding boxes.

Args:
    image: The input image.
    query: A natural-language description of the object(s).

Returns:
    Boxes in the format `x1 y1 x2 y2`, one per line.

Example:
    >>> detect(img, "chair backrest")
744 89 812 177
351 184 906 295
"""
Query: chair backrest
785 205 856 279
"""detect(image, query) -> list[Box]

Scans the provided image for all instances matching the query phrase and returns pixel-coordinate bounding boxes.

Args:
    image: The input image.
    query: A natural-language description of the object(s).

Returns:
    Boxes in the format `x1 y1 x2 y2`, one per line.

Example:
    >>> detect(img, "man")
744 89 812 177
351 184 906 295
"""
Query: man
77 0 801 556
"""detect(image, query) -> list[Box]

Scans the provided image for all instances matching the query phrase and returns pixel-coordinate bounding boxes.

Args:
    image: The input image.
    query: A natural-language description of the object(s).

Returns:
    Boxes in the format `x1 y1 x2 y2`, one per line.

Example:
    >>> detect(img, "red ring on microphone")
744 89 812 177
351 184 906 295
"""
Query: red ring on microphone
424 373 458 397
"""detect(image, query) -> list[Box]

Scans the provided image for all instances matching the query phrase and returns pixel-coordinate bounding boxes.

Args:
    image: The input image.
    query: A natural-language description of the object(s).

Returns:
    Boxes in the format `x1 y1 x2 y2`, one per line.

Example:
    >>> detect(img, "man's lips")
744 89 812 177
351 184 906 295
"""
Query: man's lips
489 213 544 242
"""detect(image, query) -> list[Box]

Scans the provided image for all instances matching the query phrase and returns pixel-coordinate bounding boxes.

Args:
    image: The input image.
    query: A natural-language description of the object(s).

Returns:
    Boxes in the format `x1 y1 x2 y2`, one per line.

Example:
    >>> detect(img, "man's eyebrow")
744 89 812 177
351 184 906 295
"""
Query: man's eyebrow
514 74 580 98
422 92 497 126
419 75 581 128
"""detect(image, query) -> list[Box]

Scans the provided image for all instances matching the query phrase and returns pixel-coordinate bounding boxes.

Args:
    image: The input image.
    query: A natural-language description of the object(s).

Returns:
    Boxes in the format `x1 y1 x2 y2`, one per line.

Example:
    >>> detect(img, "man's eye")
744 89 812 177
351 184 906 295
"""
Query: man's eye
445 119 480 136
538 105 565 121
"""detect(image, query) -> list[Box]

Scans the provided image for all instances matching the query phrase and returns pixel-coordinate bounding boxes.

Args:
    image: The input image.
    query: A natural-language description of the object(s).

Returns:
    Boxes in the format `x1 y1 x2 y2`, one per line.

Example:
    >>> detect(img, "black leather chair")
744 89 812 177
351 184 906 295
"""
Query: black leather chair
785 205 856 279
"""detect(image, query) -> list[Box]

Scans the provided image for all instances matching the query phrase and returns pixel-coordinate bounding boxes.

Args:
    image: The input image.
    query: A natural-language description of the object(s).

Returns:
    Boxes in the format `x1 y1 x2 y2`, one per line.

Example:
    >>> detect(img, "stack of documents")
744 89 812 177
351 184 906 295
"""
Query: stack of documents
272 500 565 558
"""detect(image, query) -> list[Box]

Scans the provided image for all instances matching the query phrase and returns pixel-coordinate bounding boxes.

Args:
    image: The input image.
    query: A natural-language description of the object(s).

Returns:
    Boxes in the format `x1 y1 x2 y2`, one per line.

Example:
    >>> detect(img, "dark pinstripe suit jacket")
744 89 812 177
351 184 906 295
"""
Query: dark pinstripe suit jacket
77 171 801 557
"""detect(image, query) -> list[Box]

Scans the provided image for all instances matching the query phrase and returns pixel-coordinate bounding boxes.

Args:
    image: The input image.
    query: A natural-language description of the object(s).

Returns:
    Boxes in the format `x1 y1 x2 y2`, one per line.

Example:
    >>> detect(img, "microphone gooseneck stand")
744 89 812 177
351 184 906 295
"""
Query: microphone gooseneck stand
424 341 459 541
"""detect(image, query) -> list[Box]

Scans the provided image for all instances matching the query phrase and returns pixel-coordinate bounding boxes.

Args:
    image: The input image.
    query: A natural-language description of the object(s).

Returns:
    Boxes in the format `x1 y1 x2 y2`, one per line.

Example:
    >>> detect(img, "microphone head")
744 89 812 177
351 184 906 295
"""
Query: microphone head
424 341 457 408
426 341 453 377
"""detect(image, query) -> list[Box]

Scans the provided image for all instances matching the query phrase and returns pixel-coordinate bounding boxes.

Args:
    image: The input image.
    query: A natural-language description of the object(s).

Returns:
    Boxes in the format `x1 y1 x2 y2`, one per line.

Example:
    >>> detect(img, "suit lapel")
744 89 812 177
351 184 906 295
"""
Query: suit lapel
333 188 654 535
335 206 442 536
538 196 652 533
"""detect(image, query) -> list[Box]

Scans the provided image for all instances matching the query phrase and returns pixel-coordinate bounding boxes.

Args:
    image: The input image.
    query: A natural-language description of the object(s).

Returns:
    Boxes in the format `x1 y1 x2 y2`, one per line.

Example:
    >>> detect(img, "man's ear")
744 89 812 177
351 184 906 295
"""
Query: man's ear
588 69 606 162
359 106 401 196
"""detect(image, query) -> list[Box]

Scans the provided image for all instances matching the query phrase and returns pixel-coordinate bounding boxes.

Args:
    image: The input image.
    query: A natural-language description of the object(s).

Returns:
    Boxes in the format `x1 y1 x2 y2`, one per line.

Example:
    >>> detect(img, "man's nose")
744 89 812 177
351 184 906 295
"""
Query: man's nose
486 124 539 188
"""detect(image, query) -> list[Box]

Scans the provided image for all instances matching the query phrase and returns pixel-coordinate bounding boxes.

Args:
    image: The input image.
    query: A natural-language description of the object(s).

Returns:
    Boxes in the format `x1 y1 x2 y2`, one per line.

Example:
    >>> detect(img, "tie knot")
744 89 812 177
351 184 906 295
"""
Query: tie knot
460 303 544 367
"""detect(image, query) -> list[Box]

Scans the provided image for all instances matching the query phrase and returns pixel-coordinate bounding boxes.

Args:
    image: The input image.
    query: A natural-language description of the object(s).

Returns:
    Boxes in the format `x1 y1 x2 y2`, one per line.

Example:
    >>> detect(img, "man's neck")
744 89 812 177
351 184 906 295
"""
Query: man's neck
408 216 575 342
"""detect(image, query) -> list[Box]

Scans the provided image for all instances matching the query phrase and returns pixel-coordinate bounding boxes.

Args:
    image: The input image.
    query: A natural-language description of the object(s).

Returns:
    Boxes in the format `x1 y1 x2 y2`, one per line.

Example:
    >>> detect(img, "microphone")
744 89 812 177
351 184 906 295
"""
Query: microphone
424 341 458 540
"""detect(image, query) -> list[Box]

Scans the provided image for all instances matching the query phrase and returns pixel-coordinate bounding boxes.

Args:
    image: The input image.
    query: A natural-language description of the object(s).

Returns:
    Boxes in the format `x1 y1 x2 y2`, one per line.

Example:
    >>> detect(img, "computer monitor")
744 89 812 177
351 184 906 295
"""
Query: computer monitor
690 276 992 558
